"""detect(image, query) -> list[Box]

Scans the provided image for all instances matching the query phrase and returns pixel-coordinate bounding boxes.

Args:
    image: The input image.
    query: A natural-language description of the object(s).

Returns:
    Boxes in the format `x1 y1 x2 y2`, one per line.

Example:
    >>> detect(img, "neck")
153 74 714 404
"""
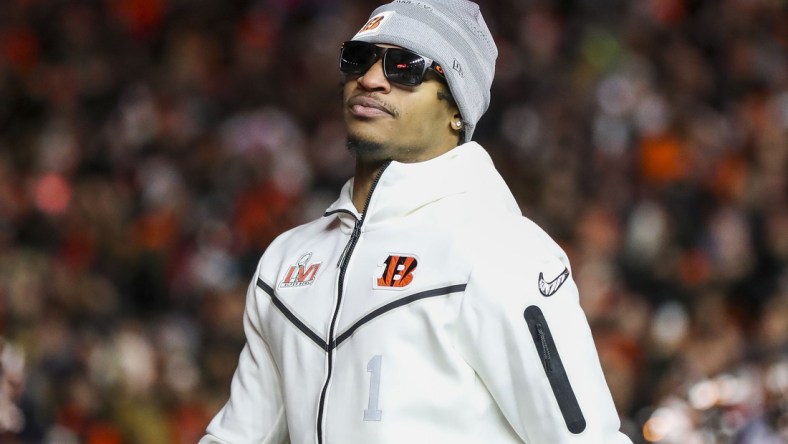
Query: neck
348 133 463 211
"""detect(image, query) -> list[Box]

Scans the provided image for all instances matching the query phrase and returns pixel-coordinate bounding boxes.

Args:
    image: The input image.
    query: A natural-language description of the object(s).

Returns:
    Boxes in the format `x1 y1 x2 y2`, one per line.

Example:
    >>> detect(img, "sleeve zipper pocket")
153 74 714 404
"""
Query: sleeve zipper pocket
523 305 587 434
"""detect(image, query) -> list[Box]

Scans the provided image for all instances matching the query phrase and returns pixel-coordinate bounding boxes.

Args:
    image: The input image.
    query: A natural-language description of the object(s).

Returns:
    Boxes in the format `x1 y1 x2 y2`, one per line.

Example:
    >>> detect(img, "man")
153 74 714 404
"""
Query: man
201 1 633 443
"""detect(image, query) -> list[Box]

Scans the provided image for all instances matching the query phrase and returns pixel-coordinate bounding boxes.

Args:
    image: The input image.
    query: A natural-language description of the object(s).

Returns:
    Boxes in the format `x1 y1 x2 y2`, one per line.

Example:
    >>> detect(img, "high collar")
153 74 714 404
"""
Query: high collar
324 142 521 231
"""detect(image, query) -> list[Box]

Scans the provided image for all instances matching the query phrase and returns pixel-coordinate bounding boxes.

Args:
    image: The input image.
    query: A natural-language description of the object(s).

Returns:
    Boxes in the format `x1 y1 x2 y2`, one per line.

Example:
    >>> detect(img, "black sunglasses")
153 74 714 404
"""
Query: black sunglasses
339 41 446 86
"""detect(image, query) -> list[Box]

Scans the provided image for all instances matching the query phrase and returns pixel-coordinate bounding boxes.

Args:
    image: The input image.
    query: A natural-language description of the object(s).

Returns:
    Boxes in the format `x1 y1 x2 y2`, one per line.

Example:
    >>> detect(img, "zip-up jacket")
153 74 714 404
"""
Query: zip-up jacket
200 142 633 444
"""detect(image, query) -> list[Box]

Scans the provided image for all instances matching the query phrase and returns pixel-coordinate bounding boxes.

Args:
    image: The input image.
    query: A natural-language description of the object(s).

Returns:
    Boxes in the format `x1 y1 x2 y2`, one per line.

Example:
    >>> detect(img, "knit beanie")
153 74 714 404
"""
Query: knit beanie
351 0 497 142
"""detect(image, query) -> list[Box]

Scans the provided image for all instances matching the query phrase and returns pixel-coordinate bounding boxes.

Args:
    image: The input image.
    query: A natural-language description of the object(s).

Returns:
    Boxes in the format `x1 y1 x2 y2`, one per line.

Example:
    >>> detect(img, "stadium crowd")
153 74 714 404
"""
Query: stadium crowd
0 0 785 442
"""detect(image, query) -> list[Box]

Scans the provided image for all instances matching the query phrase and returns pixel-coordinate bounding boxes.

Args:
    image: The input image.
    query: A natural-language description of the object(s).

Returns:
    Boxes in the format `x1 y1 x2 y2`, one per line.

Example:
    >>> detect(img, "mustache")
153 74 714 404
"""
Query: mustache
345 93 399 117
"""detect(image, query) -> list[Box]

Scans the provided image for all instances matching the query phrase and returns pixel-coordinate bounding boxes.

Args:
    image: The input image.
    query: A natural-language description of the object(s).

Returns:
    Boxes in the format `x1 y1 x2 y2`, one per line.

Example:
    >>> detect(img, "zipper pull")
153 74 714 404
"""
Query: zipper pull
337 218 362 267
335 161 390 269
536 323 552 373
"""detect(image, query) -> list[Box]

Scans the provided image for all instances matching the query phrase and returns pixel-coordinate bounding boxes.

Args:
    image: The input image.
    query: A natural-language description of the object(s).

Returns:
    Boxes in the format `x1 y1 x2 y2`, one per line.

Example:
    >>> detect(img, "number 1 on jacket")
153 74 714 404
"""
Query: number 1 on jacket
363 355 383 421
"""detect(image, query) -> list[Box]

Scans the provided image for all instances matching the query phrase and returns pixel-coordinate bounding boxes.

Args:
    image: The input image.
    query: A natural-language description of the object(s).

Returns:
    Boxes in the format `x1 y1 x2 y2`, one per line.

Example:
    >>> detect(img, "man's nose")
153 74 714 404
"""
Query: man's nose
357 60 391 92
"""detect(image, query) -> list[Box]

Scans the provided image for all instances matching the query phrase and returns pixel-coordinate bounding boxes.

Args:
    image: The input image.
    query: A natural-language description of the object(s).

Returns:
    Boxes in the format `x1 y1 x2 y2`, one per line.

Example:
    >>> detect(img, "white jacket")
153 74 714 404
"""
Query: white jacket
201 142 633 444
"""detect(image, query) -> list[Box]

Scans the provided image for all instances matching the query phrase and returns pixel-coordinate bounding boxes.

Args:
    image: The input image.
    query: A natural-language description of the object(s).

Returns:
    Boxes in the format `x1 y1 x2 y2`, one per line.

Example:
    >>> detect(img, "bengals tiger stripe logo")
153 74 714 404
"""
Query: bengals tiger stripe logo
354 11 394 38
359 15 384 33
375 254 418 288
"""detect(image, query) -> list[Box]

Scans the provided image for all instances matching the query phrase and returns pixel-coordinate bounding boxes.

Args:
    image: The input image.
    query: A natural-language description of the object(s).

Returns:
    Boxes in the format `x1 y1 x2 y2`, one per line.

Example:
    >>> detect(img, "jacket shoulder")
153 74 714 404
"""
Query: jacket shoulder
459 214 575 306
464 213 569 270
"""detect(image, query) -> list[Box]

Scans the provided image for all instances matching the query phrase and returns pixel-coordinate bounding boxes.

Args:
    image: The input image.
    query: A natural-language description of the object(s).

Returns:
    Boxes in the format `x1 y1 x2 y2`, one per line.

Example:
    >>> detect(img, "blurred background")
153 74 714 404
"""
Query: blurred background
0 0 785 442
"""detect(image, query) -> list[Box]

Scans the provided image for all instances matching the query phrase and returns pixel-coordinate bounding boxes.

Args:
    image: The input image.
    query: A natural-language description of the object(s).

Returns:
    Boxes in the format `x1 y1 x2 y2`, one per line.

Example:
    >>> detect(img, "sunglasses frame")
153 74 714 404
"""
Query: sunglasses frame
340 41 446 86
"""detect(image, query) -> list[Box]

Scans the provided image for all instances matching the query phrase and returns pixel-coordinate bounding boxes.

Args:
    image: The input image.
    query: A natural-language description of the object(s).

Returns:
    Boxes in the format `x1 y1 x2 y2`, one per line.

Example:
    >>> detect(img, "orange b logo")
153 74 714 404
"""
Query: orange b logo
376 255 418 288
359 15 384 33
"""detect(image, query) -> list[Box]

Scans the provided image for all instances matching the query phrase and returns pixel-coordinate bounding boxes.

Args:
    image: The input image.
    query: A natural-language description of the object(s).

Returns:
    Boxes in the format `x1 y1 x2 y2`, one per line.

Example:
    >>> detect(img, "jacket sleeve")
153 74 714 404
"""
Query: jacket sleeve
200 269 289 444
455 233 632 444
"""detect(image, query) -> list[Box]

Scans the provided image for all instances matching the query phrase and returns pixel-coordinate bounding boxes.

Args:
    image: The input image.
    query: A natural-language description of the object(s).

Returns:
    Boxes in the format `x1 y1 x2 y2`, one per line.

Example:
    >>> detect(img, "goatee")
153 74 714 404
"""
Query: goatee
346 136 387 161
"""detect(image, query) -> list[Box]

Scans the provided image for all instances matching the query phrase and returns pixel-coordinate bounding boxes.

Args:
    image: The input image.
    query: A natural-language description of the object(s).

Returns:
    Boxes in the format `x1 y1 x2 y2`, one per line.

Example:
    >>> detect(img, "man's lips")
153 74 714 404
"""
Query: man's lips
347 96 394 118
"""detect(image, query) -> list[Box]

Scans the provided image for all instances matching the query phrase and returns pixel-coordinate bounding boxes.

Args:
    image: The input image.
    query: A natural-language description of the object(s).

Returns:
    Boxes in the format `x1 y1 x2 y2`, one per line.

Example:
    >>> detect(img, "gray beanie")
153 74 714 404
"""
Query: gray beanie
351 0 497 142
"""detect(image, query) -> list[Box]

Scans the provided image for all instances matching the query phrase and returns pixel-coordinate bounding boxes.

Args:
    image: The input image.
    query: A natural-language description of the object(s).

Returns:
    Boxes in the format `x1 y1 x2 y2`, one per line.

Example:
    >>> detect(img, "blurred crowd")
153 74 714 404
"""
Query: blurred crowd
0 0 785 442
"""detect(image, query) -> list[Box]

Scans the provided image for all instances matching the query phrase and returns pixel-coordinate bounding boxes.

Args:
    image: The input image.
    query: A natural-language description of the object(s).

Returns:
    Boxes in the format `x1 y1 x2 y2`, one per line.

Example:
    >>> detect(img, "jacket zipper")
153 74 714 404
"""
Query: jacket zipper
316 161 391 444
535 322 552 372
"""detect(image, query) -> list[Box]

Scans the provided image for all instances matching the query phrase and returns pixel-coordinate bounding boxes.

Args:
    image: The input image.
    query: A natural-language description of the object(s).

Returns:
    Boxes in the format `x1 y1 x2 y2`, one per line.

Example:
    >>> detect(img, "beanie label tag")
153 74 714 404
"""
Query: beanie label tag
452 59 464 78
354 11 395 38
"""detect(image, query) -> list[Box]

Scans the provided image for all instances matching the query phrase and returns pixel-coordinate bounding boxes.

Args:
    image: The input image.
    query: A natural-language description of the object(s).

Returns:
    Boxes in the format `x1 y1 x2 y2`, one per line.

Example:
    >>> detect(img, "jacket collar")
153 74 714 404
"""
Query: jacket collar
324 142 521 230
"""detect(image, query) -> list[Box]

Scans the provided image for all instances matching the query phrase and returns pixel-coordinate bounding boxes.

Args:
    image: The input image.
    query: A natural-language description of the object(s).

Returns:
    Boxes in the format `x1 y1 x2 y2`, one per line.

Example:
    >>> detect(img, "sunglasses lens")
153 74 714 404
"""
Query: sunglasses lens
339 41 434 86
384 48 427 86
340 41 377 74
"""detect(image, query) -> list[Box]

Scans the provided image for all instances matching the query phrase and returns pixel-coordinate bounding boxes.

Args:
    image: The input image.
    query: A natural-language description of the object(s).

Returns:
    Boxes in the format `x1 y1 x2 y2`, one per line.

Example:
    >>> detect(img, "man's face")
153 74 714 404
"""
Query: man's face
341 44 461 163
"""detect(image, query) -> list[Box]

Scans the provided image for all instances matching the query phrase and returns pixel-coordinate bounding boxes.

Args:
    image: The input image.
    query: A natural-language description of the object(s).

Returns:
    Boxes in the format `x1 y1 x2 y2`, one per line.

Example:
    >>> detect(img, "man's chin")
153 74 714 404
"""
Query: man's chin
346 135 390 161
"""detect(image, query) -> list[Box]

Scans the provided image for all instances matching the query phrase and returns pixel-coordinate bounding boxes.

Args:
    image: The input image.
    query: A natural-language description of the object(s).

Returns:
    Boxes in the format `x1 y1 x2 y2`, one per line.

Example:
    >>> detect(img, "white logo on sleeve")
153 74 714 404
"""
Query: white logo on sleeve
538 267 569 297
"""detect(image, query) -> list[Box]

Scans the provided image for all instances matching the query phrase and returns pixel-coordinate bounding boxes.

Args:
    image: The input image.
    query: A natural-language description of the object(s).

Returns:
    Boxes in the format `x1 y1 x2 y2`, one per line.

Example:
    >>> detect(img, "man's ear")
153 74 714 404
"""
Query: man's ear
451 113 464 131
